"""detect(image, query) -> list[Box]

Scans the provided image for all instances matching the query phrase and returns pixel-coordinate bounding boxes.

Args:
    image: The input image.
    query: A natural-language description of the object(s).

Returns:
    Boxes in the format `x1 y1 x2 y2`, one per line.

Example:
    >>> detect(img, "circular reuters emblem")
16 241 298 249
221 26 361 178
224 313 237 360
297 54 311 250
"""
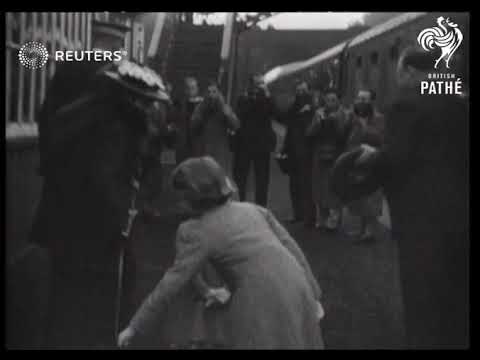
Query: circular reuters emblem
18 41 49 69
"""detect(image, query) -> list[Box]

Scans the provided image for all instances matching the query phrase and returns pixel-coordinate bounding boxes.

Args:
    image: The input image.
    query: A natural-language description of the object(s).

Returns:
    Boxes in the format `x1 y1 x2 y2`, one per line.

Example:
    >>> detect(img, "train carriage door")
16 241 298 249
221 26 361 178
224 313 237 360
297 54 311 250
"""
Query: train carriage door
386 38 401 107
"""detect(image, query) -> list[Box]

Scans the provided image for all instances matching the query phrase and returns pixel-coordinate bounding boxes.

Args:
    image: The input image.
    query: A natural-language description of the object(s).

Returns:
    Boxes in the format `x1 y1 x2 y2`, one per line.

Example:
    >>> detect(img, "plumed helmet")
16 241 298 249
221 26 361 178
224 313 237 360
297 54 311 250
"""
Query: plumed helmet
102 59 171 103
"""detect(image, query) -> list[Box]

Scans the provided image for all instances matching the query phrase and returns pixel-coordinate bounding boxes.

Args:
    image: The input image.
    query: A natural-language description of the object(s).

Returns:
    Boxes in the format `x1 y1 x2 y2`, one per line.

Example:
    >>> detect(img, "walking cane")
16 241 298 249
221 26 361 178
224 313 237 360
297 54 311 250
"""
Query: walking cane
114 235 127 344
114 175 141 346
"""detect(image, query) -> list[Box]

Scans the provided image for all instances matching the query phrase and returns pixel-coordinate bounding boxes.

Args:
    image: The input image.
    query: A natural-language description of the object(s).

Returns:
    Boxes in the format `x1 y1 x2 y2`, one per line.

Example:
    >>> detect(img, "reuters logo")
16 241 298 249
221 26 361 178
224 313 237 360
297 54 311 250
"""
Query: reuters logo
18 42 49 69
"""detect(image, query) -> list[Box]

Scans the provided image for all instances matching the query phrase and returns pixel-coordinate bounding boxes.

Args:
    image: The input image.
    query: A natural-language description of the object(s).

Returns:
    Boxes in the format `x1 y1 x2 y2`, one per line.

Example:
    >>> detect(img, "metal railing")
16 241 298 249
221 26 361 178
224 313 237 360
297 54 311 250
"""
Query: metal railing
5 12 142 141
6 12 93 140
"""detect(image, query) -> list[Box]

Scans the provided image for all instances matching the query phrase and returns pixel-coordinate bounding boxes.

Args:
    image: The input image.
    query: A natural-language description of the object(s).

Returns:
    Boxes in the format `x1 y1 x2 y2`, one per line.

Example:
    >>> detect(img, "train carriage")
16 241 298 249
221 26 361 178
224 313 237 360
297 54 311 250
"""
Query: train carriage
265 12 469 111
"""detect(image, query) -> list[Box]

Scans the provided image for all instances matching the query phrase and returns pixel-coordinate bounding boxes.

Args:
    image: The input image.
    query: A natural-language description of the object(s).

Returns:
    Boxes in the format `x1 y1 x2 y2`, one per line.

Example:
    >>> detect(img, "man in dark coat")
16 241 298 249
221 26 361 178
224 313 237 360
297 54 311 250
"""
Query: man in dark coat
233 74 277 207
332 47 469 348
190 80 239 174
281 80 316 226
172 76 203 164
307 88 351 230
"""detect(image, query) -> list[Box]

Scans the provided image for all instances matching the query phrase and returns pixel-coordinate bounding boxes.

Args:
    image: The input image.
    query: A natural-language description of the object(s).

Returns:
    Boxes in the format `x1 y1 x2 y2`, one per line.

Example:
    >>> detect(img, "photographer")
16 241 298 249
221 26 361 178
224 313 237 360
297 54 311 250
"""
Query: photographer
307 88 351 230
190 80 240 174
233 74 277 207
173 76 204 164
280 80 316 226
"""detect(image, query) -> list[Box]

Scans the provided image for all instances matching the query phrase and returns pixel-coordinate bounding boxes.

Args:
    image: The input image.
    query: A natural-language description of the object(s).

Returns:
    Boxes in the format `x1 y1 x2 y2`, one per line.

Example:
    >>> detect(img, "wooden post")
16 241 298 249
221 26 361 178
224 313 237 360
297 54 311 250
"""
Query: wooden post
28 13 37 124
219 12 236 92
74 12 80 49
124 18 132 60
39 12 48 106
132 22 145 64
16 13 26 124
67 13 73 49
86 13 92 50
49 12 57 79
60 13 66 50
147 13 166 60
6 13 13 124
226 28 238 106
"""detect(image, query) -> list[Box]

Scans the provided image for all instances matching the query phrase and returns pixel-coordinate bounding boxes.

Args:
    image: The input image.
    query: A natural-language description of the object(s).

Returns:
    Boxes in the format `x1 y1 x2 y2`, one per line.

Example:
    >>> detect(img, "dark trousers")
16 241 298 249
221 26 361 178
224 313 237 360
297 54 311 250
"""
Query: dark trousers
398 229 469 349
289 154 315 223
233 148 270 207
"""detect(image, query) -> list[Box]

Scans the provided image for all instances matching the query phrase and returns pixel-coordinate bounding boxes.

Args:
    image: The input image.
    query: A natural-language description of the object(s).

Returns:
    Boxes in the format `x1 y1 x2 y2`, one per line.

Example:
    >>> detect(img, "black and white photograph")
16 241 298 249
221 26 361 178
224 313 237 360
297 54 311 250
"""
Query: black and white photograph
5 11 470 349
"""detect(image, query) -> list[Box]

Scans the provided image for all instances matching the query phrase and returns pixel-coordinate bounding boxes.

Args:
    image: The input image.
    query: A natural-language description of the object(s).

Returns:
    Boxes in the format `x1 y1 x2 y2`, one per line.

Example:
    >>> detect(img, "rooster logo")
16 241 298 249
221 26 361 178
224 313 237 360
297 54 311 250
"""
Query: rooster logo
417 16 463 69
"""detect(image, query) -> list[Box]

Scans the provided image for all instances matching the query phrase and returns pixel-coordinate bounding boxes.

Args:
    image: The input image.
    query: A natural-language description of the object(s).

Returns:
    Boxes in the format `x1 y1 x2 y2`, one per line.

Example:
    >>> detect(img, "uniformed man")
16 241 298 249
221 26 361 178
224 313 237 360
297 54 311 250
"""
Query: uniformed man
30 20 172 348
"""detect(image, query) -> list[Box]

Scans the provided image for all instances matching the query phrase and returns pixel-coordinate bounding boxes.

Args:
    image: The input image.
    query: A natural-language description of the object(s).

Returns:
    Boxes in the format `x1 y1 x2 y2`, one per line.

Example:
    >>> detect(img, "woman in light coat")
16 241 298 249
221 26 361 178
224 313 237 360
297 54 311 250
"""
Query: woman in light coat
119 156 324 349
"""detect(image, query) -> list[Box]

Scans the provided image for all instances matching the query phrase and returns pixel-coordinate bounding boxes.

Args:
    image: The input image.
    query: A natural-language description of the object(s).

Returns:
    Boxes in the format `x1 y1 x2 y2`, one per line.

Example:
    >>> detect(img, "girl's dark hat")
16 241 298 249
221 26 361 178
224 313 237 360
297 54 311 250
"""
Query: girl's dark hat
171 157 237 203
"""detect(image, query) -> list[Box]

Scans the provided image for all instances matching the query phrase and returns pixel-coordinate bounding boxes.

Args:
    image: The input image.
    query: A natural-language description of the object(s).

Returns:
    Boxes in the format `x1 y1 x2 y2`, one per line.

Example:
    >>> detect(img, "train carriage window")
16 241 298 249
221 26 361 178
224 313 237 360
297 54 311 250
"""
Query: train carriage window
390 38 401 60
390 45 399 60
370 51 379 65
356 56 362 68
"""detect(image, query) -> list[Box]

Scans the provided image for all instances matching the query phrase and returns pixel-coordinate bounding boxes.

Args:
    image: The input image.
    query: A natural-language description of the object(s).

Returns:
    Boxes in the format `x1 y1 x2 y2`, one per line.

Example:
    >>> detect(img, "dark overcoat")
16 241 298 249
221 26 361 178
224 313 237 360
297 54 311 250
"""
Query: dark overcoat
332 90 469 348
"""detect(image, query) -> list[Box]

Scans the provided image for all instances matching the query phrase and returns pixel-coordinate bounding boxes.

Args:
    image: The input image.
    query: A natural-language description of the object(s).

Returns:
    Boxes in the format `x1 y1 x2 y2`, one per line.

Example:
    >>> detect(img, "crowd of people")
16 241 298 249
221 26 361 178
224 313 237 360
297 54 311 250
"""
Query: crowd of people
162 72 387 243
118 44 467 349
30 19 468 349
282 82 385 242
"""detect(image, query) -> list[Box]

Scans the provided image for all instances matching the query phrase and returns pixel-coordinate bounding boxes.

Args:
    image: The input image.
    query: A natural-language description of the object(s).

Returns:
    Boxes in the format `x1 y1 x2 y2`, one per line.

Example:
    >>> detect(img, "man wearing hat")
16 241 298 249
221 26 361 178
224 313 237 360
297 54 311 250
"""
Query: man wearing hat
31 18 174 347
331 46 469 349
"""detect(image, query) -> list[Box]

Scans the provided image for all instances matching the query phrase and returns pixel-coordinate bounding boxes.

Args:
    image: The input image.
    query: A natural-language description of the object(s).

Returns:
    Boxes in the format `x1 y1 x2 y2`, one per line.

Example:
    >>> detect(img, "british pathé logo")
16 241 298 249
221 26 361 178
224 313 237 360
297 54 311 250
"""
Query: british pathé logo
417 16 463 69
420 73 463 95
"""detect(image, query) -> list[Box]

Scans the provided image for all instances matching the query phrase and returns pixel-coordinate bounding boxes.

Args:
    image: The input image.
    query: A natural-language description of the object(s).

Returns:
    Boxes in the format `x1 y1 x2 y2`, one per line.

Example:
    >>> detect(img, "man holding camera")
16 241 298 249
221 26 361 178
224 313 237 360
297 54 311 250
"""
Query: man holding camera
232 74 277 207
307 88 351 230
281 80 316 226
190 80 240 174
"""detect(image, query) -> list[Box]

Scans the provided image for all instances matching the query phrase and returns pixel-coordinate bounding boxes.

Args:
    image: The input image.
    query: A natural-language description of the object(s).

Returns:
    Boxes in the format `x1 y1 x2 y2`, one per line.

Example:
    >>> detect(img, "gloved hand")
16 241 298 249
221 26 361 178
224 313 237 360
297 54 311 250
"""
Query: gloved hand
204 287 231 308
316 301 325 322
118 326 136 348
299 104 312 113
